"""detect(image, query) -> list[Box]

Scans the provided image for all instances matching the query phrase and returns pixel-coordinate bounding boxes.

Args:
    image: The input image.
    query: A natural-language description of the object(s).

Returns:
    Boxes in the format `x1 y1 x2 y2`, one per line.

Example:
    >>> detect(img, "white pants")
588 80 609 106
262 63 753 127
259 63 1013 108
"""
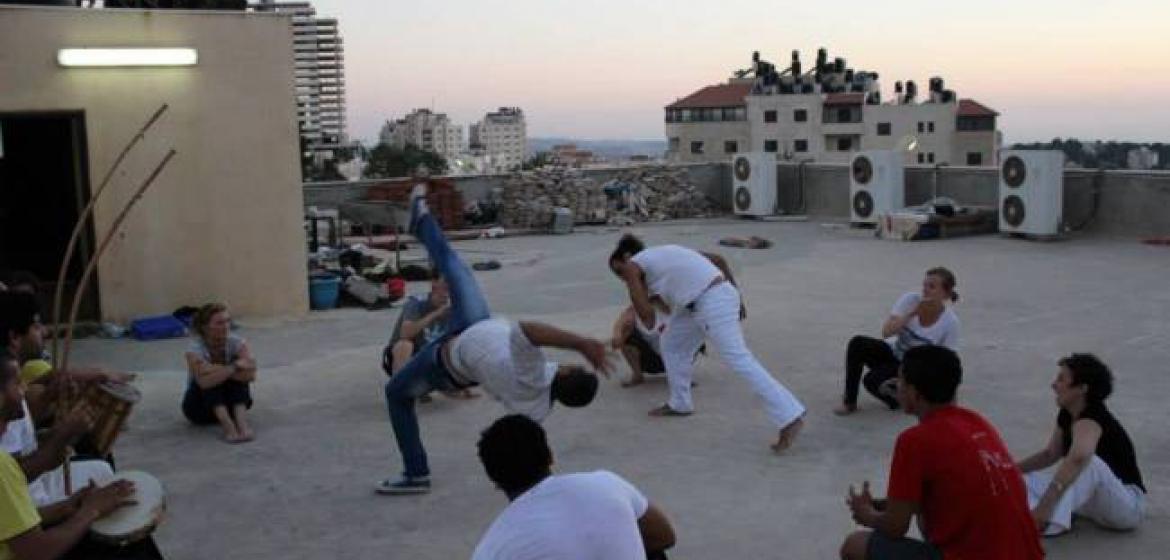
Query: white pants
661 282 805 427
1026 455 1146 534
29 460 114 507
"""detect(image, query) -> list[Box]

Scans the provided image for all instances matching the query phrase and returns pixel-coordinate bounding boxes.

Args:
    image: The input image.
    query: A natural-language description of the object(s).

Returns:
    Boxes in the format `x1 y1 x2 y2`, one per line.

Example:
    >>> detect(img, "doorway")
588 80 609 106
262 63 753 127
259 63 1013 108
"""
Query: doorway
0 111 100 322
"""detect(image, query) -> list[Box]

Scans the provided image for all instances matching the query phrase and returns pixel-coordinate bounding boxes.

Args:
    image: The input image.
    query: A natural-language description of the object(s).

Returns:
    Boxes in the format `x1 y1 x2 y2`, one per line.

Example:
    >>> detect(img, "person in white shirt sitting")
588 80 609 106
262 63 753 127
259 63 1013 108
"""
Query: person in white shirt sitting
472 414 676 560
834 267 960 416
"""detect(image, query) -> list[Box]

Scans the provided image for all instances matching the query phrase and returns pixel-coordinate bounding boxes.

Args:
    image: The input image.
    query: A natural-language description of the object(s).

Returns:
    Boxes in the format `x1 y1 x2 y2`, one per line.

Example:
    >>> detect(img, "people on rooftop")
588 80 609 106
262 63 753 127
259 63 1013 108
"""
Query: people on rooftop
471 414 676 559
834 267 959 416
182 303 258 444
609 234 805 451
1016 353 1146 537
840 345 1042 560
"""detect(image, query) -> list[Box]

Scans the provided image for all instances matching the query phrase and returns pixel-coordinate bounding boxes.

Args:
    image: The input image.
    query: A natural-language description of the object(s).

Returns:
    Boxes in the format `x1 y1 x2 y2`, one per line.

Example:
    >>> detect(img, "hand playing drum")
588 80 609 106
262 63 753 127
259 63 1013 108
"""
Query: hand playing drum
87 471 166 546
79 479 137 519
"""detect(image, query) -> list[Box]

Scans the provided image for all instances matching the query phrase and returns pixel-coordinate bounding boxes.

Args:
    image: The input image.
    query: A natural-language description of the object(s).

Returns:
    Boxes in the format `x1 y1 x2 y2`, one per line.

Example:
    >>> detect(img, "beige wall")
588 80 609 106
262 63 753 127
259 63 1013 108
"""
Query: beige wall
665 120 750 163
0 6 308 322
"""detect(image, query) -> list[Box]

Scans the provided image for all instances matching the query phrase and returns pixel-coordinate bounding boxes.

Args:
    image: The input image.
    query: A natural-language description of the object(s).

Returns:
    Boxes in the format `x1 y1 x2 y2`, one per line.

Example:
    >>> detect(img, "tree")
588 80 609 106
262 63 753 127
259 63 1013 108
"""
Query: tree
363 143 448 178
521 151 552 170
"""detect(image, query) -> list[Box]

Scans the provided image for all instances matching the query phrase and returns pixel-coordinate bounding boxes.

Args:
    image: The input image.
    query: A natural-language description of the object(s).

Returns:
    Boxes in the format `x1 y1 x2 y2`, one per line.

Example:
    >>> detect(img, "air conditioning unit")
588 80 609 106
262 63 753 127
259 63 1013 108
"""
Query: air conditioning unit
732 153 777 217
850 150 904 225
998 150 1064 236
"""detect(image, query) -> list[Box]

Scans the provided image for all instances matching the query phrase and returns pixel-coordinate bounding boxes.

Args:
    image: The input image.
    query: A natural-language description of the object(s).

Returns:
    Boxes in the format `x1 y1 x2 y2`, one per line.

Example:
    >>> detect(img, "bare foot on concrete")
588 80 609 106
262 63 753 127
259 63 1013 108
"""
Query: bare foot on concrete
771 415 805 453
621 375 645 388
833 403 857 416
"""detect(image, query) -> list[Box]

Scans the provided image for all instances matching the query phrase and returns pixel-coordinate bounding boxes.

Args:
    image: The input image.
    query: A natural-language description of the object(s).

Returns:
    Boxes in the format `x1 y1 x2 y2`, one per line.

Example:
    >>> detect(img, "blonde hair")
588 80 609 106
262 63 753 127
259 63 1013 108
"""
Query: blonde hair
193 303 228 340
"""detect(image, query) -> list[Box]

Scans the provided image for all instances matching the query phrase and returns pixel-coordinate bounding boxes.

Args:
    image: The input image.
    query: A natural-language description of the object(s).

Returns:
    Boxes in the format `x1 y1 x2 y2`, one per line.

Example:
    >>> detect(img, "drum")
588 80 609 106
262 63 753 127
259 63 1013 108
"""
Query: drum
72 382 141 457
89 471 166 546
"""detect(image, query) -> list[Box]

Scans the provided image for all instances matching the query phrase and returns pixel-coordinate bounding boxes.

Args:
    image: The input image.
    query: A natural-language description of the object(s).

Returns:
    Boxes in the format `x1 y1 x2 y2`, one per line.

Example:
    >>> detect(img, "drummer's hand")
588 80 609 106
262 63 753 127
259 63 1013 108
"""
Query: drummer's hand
81 480 137 518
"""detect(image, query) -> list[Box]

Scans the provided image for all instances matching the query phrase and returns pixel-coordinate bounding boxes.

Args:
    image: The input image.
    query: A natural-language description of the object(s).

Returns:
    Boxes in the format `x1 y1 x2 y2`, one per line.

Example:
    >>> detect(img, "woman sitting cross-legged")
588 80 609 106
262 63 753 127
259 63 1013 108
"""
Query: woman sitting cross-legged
834 267 959 415
1017 353 1146 537
182 303 257 443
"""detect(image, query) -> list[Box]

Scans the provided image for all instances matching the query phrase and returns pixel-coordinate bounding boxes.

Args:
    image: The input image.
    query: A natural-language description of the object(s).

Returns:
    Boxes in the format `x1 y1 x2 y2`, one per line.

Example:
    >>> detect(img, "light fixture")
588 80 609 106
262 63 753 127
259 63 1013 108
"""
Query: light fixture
57 48 198 68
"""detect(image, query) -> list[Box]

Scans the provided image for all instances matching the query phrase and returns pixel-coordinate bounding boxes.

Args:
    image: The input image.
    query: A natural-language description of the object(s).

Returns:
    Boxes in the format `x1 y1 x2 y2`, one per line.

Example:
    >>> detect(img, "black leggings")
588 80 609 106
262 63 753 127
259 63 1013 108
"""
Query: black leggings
844 335 901 409
182 380 253 425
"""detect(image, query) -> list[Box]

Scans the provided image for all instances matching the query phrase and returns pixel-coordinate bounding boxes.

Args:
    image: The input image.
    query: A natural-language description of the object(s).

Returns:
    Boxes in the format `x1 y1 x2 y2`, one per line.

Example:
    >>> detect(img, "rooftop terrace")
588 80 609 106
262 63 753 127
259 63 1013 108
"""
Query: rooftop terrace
71 219 1168 559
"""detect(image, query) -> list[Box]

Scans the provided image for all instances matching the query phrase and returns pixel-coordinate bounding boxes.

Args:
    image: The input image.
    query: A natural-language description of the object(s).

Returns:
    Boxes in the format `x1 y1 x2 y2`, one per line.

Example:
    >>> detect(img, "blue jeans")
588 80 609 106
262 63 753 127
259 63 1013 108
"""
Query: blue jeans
384 193 491 478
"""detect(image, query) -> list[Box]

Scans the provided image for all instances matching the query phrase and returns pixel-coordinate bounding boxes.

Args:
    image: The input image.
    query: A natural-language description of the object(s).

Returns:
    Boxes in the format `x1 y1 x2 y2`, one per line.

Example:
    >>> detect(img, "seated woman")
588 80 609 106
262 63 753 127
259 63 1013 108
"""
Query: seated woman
182 303 257 443
1017 354 1146 536
834 267 959 415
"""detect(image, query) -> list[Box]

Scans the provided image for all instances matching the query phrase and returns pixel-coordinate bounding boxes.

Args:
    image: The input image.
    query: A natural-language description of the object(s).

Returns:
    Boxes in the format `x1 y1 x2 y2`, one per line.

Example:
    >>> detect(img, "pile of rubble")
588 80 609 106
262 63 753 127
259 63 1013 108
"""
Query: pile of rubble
498 166 717 229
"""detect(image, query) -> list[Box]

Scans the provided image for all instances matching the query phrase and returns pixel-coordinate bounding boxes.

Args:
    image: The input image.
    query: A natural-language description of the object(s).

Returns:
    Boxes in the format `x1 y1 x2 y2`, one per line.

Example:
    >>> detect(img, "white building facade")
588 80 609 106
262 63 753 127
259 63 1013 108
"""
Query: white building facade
469 107 527 173
665 50 999 166
257 1 346 160
381 109 464 162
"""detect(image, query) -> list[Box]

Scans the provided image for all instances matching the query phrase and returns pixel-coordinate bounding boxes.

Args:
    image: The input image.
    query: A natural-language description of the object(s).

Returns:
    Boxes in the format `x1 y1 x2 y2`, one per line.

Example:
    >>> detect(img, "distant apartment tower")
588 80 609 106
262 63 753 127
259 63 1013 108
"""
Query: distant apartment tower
380 109 464 162
1127 147 1160 170
255 1 346 159
665 49 999 167
469 107 527 172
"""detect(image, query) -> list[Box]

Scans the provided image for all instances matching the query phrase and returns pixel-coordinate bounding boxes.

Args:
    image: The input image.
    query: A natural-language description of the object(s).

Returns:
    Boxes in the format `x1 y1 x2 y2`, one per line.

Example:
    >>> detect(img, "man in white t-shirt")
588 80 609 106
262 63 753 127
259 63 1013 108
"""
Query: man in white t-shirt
379 184 612 495
609 234 806 452
472 414 676 560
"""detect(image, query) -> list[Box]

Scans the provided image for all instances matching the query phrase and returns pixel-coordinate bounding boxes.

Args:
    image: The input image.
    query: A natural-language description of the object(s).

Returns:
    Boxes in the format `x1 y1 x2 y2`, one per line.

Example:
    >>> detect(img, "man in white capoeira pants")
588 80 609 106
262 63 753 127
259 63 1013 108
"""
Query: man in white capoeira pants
609 234 805 452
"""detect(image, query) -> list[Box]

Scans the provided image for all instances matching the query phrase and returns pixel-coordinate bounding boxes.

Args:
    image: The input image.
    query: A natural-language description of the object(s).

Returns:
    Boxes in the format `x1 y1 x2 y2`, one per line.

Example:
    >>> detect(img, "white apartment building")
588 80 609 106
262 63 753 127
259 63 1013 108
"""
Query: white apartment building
256 1 346 160
469 107 527 173
666 50 999 166
380 109 464 162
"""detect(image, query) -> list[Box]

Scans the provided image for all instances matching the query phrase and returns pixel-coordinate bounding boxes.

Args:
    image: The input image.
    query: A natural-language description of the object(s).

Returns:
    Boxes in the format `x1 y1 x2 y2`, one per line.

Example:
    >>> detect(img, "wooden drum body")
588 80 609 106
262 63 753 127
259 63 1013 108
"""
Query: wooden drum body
73 382 141 457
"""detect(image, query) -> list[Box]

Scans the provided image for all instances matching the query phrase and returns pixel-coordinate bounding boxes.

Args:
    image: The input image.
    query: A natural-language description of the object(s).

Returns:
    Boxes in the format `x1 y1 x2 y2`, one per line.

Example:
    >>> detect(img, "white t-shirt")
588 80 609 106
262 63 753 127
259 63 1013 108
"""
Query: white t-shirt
472 471 650 560
885 292 960 360
633 310 668 354
631 245 721 311
0 400 51 505
448 319 558 422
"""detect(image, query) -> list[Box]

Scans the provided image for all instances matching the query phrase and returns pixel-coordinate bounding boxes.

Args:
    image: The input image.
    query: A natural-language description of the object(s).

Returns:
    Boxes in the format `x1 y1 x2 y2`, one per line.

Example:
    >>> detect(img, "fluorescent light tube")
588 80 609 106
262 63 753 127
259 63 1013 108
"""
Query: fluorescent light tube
57 48 198 67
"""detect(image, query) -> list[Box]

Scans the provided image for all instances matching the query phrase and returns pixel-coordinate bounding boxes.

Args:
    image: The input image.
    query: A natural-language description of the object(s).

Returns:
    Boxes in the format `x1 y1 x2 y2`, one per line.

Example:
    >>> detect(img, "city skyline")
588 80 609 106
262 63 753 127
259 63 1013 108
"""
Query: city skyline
311 0 1170 144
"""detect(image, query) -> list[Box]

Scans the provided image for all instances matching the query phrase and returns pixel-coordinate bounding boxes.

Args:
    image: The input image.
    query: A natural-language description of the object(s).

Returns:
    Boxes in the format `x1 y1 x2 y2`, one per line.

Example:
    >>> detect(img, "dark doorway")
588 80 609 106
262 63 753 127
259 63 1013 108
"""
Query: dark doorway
0 112 100 322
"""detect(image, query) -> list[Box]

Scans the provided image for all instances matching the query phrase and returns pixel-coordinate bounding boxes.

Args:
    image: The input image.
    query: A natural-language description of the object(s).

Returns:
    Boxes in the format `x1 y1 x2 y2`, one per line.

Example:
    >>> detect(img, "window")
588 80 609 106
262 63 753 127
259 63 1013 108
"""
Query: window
917 122 924 133
794 139 808 152
966 152 983 166
917 152 925 163
927 121 935 133
724 140 738 154
877 122 891 136
837 137 852 151
690 141 704 154
927 152 935 163
764 140 778 153
794 109 808 122
668 137 680 152
837 108 852 122
764 110 778 123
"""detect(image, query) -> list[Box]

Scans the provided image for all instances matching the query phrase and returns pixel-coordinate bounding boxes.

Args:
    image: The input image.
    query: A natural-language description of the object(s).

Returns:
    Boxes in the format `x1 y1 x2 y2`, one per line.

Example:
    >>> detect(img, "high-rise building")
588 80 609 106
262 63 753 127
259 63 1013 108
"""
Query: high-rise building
381 109 464 162
255 1 346 161
470 107 527 173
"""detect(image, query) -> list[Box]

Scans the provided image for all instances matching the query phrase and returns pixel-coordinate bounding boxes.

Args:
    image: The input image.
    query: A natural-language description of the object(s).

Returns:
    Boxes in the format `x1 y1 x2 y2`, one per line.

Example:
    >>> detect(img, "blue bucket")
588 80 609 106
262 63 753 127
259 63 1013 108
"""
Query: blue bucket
308 274 341 310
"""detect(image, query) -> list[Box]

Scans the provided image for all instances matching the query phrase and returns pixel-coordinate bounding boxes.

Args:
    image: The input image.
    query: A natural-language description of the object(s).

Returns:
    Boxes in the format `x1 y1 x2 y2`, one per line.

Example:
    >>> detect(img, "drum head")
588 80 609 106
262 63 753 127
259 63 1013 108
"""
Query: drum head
89 471 165 542
98 382 142 403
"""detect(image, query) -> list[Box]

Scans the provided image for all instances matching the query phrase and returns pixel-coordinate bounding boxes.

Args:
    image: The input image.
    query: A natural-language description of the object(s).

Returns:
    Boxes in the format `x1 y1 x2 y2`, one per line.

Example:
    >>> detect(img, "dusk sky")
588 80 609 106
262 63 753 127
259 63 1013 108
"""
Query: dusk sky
311 0 1170 144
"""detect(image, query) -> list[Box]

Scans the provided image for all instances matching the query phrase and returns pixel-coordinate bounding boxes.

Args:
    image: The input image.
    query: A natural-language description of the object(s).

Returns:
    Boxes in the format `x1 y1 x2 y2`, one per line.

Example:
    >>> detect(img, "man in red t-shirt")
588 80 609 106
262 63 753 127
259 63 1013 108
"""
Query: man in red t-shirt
841 345 1043 560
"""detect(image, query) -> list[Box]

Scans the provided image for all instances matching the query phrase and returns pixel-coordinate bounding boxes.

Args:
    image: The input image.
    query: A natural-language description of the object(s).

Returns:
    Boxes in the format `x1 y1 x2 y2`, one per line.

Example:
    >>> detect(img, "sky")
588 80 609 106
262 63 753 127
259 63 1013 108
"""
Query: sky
310 0 1170 144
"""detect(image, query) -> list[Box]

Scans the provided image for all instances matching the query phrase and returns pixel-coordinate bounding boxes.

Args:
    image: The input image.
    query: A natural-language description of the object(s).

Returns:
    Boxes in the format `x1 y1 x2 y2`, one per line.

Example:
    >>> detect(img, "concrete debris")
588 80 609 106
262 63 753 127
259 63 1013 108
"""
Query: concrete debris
498 166 716 229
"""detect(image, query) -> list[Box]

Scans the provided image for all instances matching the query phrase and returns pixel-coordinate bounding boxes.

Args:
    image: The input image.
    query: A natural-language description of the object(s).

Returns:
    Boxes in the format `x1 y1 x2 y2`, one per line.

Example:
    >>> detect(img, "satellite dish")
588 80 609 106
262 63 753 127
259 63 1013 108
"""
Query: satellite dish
897 135 919 152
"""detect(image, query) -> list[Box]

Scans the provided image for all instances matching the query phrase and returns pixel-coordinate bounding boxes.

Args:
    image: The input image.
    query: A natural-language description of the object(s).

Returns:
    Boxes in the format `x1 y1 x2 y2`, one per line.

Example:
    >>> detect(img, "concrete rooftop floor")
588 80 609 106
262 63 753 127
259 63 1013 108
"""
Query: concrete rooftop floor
70 218 1169 559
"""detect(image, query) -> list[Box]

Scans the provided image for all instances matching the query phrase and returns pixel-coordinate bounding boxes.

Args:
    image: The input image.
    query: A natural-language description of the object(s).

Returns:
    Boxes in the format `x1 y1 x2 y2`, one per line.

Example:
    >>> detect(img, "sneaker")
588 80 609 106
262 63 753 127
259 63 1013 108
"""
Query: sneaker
375 475 431 495
407 183 429 233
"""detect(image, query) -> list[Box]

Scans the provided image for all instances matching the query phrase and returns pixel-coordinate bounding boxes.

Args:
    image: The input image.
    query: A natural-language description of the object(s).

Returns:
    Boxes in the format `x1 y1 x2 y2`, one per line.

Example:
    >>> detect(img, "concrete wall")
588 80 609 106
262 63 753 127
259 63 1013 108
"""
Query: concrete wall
308 163 1170 238
0 6 308 321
